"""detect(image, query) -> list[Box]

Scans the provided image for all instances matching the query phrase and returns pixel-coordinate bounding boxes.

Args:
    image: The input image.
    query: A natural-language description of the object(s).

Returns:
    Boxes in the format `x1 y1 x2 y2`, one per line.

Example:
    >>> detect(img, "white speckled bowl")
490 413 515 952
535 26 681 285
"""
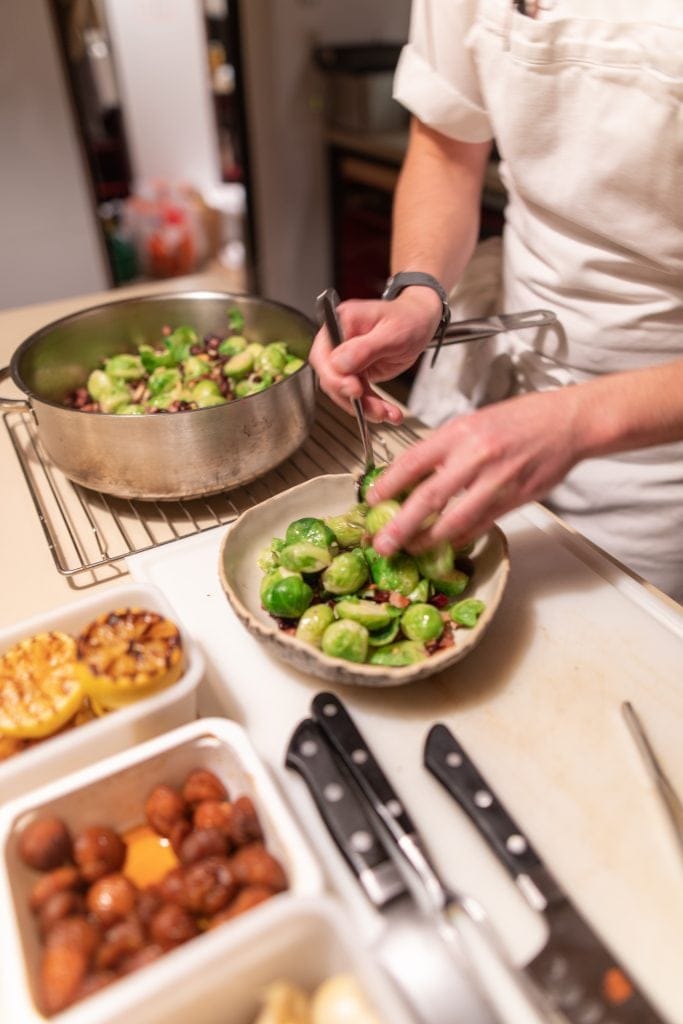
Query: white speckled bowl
218 474 510 687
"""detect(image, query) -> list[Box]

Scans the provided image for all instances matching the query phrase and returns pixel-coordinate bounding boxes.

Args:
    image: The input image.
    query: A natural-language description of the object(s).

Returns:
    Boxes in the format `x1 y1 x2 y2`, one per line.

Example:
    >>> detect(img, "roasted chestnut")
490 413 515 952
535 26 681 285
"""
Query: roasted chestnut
86 873 137 928
144 784 188 838
19 817 72 871
30 866 82 913
149 903 198 950
73 826 126 883
181 769 228 806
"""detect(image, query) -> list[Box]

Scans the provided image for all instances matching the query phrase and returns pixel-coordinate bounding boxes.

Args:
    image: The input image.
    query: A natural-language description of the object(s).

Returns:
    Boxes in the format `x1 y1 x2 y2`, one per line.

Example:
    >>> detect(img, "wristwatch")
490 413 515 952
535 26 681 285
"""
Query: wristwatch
382 271 451 367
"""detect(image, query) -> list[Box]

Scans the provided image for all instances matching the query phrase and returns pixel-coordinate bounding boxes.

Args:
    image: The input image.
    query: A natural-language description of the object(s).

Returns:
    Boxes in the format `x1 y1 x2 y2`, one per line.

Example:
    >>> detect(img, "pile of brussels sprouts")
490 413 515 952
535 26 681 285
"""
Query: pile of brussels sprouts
258 475 486 667
64 307 305 415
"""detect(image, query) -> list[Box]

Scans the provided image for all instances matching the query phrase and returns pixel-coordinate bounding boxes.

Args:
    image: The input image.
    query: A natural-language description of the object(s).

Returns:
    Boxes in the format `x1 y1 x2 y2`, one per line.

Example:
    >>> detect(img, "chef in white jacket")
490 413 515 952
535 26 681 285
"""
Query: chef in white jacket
310 0 683 602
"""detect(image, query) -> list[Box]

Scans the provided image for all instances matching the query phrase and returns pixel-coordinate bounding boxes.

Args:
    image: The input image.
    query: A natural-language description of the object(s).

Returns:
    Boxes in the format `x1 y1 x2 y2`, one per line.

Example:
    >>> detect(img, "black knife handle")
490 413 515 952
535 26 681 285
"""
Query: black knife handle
286 718 403 904
312 692 417 844
424 724 554 892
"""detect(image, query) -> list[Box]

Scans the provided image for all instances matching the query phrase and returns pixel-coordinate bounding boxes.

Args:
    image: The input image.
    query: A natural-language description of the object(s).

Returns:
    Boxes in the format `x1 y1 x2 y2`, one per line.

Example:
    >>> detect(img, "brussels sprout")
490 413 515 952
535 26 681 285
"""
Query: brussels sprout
295 604 335 648
86 369 114 402
227 307 245 333
223 350 254 381
358 465 386 501
449 598 485 627
164 326 197 362
256 343 287 375
103 354 144 381
279 541 332 573
235 376 272 397
218 334 247 356
138 344 176 372
366 500 401 537
407 578 431 603
415 541 455 581
325 505 367 548
431 568 470 598
114 403 145 416
369 552 420 597
148 366 182 397
260 567 312 618
183 355 209 381
321 619 369 663
334 599 397 630
322 549 369 595
257 537 286 571
400 603 444 643
257 547 279 572
190 379 226 408
99 386 133 414
246 342 265 359
283 357 305 376
369 640 427 666
366 618 401 647
285 517 336 549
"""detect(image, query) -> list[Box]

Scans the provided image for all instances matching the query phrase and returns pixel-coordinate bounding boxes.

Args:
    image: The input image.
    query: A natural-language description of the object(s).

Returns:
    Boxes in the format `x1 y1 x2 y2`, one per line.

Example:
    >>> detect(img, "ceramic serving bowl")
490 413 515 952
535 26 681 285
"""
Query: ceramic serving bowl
218 473 510 687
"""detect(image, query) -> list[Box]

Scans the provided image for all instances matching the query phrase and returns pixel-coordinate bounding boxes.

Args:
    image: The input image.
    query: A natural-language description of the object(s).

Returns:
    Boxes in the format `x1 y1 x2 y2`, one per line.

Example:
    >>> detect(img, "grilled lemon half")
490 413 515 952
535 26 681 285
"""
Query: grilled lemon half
76 608 184 709
0 631 83 739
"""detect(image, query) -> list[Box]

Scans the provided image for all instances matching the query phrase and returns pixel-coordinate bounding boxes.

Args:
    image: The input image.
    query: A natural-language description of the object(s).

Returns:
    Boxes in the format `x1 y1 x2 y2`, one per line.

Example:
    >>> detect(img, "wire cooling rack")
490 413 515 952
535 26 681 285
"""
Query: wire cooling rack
4 395 428 577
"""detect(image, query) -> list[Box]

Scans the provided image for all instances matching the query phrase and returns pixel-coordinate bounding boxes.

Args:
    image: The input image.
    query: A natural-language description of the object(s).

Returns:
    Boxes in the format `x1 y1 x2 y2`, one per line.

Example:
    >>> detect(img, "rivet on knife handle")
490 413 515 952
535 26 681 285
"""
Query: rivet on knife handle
424 723 562 910
312 692 417 842
312 692 451 912
285 719 405 908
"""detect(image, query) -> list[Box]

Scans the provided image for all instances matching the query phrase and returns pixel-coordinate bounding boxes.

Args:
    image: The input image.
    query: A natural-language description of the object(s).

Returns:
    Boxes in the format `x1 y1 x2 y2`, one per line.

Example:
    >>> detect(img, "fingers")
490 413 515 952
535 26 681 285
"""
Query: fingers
358 380 404 425
369 433 454 507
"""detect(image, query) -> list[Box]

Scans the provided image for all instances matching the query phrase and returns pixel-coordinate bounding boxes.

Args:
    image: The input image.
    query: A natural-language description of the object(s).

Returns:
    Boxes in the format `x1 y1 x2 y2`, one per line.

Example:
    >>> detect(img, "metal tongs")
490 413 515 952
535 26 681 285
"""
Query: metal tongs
429 309 558 349
316 287 375 480
621 700 683 862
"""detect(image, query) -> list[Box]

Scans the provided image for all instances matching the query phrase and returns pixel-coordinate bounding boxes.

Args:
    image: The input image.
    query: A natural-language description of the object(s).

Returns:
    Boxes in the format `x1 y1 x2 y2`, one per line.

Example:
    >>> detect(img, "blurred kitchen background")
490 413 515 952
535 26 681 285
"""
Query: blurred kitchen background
1 0 505 318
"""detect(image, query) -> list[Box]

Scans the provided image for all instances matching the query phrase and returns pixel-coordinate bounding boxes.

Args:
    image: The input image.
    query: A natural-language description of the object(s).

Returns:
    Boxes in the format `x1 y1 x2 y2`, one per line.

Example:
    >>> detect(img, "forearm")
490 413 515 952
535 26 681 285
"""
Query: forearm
571 357 683 458
390 118 492 292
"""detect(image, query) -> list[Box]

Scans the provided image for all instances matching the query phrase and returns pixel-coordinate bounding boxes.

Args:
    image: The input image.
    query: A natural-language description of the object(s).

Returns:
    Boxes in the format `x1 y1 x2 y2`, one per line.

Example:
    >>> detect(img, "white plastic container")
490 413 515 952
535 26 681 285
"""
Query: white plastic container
0 582 204 801
123 895 415 1024
0 717 325 1024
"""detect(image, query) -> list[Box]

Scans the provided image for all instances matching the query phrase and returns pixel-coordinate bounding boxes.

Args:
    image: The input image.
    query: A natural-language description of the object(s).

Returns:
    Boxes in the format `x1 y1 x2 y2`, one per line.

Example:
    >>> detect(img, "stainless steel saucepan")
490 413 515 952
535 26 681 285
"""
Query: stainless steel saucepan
0 290 317 501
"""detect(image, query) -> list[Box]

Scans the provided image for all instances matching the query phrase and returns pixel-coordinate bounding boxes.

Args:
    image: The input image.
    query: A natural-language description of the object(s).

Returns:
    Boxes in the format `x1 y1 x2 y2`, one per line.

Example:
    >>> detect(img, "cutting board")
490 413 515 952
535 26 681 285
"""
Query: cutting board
128 501 683 1024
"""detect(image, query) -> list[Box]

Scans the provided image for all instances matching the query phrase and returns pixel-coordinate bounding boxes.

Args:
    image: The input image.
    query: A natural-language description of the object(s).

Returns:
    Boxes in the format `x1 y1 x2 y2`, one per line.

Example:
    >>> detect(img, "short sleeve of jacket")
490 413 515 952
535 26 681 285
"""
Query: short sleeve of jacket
393 0 493 142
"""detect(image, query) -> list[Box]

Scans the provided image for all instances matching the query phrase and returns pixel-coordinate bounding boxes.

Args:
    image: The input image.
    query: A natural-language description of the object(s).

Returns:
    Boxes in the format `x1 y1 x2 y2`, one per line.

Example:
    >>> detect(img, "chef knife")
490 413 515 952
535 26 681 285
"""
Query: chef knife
424 722 670 1024
309 692 556 1023
286 717 500 1024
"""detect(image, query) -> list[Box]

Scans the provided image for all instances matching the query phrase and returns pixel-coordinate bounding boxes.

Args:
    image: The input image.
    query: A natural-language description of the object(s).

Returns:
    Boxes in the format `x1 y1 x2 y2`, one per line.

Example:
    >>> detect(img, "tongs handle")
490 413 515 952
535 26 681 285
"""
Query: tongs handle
316 288 375 473
428 308 558 348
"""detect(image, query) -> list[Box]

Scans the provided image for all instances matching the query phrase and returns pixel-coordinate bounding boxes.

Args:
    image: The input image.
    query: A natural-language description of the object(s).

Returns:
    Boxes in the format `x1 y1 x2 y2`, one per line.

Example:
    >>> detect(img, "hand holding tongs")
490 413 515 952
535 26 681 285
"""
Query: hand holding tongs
621 701 683 862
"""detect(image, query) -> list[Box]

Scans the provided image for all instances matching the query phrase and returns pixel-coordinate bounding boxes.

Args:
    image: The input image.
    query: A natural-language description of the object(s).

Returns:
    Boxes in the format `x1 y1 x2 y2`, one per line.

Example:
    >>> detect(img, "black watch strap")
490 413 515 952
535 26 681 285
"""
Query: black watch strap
382 271 451 367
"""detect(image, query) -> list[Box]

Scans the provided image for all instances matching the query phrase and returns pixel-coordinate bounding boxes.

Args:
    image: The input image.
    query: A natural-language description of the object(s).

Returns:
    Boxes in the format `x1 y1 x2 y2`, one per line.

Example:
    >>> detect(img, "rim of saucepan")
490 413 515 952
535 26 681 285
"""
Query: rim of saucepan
9 289 317 413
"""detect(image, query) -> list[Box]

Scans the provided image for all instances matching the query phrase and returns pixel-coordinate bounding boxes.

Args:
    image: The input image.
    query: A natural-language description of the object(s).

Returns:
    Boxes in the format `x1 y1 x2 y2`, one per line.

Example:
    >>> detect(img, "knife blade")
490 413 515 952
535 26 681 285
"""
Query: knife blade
285 717 500 1024
310 692 556 1023
424 722 670 1024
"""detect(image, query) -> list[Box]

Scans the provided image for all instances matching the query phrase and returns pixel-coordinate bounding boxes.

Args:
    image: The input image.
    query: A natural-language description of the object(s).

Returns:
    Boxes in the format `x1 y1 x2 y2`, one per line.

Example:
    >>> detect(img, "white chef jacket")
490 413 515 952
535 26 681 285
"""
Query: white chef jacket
395 0 683 600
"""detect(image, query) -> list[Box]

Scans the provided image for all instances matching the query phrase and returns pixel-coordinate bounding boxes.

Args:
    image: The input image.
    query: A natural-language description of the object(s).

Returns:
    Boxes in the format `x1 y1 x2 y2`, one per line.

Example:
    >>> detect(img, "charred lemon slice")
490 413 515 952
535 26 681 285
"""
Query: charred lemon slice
76 608 184 710
0 632 83 739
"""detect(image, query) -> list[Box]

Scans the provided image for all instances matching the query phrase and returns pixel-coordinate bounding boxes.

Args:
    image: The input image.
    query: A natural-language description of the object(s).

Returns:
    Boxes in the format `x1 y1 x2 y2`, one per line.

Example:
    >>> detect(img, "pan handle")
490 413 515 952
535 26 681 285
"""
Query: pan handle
0 366 30 412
